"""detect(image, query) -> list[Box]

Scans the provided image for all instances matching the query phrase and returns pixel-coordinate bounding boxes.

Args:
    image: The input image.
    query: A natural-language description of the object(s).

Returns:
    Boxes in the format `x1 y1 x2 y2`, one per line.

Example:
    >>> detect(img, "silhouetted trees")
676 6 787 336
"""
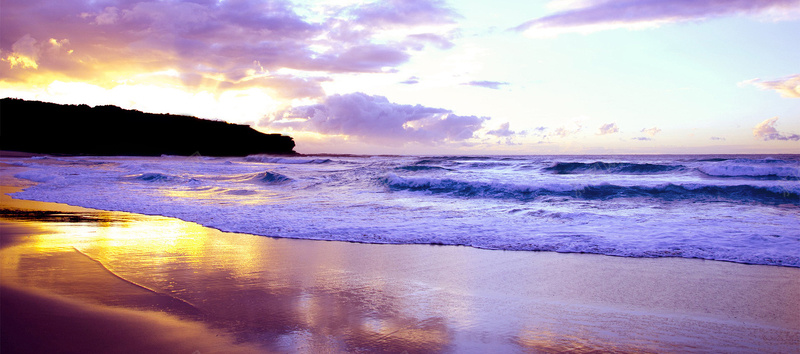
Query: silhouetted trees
0 98 295 156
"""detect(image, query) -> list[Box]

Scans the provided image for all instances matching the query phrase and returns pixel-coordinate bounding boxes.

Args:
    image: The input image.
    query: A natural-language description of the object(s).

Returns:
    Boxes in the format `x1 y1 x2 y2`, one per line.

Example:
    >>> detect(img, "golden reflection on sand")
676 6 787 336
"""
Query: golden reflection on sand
0 207 455 352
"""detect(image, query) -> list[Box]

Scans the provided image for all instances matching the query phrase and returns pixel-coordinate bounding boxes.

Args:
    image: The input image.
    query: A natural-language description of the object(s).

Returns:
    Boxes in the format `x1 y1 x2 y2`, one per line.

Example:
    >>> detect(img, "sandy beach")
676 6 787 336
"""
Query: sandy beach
3 0 799 349
1 162 799 353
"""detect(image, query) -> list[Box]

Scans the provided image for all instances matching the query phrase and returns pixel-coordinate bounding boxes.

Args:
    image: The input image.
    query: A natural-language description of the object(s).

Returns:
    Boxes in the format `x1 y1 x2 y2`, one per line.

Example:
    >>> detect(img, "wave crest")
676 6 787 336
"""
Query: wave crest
545 162 684 174
129 172 177 182
383 174 799 204
698 165 800 180
396 165 452 172
251 171 292 184
245 156 331 164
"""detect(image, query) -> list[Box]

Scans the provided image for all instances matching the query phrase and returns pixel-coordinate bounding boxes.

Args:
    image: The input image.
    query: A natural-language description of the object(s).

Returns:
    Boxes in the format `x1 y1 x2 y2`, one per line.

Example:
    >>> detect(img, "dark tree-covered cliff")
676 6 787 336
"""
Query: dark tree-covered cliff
0 98 295 156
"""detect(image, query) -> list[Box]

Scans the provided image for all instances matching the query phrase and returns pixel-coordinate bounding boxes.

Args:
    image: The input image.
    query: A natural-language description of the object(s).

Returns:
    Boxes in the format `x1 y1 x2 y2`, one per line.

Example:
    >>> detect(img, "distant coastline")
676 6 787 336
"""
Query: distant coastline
0 98 295 156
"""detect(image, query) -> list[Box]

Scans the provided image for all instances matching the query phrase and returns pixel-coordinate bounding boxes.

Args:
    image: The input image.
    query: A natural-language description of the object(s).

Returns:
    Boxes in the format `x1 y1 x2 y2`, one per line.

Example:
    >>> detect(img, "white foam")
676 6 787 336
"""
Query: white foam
699 164 800 178
6 155 800 267
14 171 57 183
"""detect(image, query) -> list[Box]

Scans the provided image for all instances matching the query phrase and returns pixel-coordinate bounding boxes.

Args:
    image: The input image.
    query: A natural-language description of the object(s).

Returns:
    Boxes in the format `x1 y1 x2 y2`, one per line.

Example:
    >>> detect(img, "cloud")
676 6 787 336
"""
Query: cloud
597 122 619 135
742 74 800 98
0 0 460 95
218 75 330 99
485 122 523 146
399 76 420 84
263 92 488 145
462 81 510 90
93 6 120 25
404 33 455 50
515 0 800 35
2 34 40 69
641 127 662 136
462 80 510 89
554 125 583 138
753 117 800 141
543 119 585 138
486 122 517 137
350 0 459 27
710 136 726 141
307 44 410 73
632 137 652 141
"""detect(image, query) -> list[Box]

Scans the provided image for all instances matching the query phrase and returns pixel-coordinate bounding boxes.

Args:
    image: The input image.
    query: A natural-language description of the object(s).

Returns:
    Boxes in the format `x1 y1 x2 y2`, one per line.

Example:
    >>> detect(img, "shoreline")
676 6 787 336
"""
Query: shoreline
5 153 798 269
2 166 799 352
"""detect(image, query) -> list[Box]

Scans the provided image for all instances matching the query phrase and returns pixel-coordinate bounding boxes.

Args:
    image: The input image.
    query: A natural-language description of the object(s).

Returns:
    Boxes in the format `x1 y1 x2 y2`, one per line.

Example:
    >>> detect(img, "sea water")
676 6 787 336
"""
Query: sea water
7 154 799 267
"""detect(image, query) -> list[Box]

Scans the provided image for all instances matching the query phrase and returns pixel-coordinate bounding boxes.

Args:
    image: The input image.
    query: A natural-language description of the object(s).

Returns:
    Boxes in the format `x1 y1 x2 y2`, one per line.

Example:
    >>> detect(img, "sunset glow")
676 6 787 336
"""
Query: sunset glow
2 0 799 154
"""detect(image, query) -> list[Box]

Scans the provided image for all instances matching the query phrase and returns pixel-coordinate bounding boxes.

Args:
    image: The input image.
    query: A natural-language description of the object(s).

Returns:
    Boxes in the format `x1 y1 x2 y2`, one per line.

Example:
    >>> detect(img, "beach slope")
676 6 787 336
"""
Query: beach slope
1 164 798 352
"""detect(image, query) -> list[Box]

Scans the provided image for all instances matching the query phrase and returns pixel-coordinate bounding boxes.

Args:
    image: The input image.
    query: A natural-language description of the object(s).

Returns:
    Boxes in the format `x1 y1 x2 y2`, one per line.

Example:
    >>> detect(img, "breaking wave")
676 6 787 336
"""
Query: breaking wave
698 165 800 180
245 156 331 164
545 162 684 174
395 165 452 172
250 171 292 184
128 172 179 182
383 174 799 204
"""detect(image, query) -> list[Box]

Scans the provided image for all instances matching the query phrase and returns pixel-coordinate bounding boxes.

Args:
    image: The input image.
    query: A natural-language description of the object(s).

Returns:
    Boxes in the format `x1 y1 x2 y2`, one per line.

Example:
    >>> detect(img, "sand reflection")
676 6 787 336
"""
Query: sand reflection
1 208 456 352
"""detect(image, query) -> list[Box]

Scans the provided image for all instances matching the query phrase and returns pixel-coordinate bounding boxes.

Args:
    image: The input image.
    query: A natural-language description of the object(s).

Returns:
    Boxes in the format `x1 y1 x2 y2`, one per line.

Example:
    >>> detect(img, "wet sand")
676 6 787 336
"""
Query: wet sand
1 164 799 352
0 283 261 354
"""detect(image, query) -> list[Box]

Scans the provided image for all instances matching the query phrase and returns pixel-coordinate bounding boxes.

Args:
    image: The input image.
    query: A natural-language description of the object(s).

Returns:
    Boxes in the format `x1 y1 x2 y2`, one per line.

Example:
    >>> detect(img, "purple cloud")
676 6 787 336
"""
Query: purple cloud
307 44 410 73
404 33 456 50
0 0 460 94
515 0 800 34
400 76 420 84
632 137 652 141
263 92 488 145
753 117 800 141
597 122 619 135
351 0 458 27
487 122 517 137
710 136 726 141
462 81 510 90
743 74 800 98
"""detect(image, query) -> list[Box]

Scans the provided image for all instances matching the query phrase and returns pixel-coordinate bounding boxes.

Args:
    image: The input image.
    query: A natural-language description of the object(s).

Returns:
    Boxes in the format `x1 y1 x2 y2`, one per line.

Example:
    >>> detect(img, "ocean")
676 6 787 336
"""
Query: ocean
6 154 799 267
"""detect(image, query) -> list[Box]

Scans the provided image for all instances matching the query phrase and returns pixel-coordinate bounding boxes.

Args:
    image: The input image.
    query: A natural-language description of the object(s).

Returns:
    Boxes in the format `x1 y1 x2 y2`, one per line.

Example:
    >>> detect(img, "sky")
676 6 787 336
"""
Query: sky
2 0 799 155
